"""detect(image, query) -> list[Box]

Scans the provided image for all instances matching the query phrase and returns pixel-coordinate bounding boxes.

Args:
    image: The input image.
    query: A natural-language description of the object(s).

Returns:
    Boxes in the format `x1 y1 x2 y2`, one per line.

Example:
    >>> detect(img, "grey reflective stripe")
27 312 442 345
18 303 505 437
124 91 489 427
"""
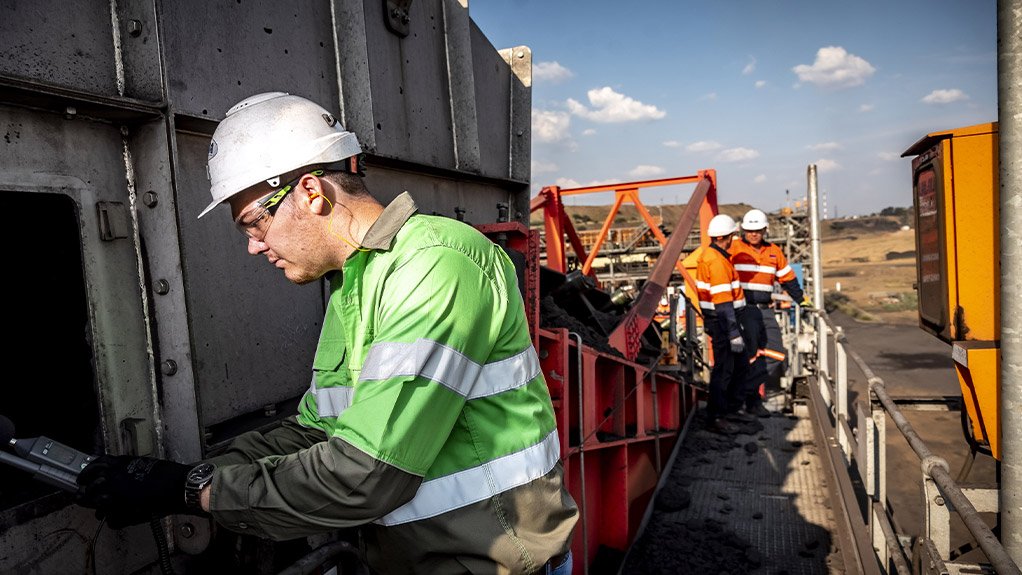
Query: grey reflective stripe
374 429 560 526
741 282 774 292
776 265 793 277
308 378 355 418
359 340 540 400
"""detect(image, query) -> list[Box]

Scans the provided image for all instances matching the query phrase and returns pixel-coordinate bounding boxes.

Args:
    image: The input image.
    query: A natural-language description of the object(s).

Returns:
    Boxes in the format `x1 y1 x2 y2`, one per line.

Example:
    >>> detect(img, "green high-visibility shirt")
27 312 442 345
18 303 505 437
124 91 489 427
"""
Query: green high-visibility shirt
209 192 577 574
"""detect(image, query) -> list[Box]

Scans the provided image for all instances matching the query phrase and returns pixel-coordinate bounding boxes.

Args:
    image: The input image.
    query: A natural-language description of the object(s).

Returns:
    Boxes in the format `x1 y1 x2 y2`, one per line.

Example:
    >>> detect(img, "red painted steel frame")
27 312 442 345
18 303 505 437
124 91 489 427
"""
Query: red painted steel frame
531 171 719 283
538 327 696 573
477 222 691 571
608 177 713 360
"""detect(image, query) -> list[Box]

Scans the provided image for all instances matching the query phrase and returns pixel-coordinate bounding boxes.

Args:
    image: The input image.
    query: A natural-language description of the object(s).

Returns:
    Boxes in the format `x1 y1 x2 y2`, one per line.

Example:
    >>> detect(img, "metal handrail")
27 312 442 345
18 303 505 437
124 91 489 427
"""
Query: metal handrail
816 311 1021 575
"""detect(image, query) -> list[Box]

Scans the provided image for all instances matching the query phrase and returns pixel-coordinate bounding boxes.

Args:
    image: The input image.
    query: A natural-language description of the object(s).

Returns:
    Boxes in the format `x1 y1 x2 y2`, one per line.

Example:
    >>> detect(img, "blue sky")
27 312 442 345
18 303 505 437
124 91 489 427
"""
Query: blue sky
470 1 996 215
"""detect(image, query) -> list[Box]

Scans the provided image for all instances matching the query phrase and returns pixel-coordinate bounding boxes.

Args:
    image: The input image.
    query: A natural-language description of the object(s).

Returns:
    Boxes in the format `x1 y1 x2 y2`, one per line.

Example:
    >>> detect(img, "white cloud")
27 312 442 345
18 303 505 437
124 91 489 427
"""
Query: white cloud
743 57 757 76
628 165 666 178
793 46 876 88
686 140 722 153
532 160 558 174
755 80 767 89
816 158 842 172
922 89 969 104
532 109 571 143
699 92 718 101
533 61 574 83
753 174 767 183
718 147 760 162
567 87 666 123
859 104 874 112
582 128 597 136
662 140 681 148
878 151 900 161
808 142 841 151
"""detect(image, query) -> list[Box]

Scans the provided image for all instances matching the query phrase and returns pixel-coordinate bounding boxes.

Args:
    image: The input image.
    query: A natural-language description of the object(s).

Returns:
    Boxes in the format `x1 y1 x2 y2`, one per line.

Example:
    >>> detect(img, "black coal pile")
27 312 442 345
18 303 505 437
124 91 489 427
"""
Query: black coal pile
539 295 623 357
622 512 761 574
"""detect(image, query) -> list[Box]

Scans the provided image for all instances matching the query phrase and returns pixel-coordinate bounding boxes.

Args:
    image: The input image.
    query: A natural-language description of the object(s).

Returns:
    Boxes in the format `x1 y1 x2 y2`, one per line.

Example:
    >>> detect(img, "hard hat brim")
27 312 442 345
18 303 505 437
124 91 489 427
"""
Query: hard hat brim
197 196 225 219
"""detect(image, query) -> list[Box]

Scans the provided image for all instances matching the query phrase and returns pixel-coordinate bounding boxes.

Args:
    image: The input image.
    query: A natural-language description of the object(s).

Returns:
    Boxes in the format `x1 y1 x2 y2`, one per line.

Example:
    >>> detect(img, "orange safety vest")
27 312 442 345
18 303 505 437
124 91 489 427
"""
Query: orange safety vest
730 238 796 297
696 244 746 313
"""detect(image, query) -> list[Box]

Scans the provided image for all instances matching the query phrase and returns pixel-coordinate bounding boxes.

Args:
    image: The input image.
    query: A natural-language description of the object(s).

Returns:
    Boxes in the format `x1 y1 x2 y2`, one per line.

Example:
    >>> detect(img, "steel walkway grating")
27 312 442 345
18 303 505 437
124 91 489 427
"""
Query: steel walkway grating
624 403 843 574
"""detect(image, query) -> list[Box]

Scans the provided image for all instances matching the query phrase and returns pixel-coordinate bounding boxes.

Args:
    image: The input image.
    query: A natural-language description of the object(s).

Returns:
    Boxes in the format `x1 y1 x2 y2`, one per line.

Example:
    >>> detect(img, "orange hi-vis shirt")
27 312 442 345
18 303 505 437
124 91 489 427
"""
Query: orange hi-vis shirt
730 238 796 304
696 244 747 313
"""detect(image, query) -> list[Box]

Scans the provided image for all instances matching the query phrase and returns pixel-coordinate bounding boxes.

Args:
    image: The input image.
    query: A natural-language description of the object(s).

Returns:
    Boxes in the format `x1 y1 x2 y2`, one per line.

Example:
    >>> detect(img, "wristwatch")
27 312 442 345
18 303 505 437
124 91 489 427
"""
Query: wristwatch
184 462 216 513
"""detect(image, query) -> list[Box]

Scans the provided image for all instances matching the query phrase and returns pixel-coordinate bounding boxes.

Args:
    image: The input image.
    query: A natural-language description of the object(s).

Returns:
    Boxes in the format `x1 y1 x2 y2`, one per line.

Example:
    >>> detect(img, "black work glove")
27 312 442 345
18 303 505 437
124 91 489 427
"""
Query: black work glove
76 455 191 528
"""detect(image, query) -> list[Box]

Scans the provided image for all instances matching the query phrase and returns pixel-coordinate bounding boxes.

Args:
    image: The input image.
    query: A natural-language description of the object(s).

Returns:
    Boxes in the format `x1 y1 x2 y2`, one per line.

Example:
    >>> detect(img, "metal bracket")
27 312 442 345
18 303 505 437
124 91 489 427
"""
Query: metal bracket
384 0 413 37
97 201 130 241
120 417 154 457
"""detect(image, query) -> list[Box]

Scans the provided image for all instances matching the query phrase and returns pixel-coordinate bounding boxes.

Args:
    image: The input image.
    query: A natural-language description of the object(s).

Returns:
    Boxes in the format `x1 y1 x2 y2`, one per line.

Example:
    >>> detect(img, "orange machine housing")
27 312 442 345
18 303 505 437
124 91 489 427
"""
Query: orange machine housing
902 122 1001 458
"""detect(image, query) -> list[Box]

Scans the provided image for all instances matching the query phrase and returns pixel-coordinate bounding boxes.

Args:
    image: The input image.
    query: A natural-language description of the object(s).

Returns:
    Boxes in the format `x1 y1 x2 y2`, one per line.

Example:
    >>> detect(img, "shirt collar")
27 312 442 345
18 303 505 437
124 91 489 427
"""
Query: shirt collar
710 242 732 258
359 192 418 251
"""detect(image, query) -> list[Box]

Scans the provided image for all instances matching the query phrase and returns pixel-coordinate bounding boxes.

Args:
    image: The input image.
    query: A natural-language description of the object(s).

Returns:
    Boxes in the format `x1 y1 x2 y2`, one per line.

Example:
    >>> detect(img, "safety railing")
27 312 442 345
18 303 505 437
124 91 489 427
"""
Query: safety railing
800 308 1019 575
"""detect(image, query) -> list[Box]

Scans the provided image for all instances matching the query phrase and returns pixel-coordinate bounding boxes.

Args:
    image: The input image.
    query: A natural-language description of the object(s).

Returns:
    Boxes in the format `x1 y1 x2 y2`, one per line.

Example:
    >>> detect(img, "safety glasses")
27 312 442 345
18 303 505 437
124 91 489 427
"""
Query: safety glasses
234 170 324 240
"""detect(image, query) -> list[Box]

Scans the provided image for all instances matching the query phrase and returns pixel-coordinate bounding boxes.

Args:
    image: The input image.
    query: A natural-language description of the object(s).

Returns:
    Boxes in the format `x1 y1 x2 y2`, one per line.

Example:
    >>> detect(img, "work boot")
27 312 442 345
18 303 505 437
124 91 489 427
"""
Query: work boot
746 403 772 418
707 419 740 435
725 411 755 423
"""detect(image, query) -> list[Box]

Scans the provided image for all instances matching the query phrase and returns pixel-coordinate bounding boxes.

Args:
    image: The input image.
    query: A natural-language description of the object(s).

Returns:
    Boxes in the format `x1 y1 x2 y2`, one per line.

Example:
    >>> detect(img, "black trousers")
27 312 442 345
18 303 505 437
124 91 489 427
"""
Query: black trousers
760 307 785 379
705 316 749 419
739 307 770 409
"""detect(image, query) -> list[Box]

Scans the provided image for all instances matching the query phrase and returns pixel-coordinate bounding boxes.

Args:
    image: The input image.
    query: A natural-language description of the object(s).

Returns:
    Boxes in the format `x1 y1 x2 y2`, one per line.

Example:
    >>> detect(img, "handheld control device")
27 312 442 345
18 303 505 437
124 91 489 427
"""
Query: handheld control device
0 415 95 491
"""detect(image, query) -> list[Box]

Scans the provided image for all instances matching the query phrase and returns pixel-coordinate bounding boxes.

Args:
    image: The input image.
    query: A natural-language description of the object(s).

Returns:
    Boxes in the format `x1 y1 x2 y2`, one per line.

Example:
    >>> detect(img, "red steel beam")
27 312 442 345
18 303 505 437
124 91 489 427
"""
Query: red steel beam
608 176 714 360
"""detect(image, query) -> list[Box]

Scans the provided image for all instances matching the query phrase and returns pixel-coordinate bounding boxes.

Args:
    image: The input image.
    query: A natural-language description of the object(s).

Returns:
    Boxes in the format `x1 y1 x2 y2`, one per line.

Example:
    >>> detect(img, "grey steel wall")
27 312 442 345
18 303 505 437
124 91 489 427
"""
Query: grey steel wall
0 0 530 571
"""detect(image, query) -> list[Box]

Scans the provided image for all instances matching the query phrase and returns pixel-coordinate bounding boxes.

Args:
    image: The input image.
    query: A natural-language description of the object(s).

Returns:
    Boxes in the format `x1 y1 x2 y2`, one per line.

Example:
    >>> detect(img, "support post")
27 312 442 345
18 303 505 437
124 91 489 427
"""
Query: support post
836 333 849 457
807 164 824 307
999 0 1022 562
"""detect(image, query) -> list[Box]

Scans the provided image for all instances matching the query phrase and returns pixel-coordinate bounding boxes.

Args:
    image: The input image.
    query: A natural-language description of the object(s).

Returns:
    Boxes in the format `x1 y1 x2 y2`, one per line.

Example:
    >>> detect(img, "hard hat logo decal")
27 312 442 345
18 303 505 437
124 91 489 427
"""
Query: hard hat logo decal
208 139 218 161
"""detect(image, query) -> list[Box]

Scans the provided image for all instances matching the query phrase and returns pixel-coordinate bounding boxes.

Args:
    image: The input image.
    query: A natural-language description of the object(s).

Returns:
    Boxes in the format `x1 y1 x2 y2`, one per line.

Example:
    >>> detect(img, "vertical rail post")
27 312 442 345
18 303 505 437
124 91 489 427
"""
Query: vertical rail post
817 314 825 404
836 330 849 457
875 404 887 511
792 306 803 380
999 0 1022 562
924 476 952 558
807 164 824 308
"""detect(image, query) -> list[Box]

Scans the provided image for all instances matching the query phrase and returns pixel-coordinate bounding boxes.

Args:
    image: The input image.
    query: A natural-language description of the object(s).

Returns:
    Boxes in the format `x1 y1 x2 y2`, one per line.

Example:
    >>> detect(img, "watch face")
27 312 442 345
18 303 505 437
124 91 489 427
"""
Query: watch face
188 463 215 483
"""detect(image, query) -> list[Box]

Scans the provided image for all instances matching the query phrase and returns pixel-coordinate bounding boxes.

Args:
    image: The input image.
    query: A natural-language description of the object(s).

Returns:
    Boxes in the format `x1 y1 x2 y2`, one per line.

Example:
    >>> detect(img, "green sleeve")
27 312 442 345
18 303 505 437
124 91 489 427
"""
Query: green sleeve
209 437 421 540
204 416 327 467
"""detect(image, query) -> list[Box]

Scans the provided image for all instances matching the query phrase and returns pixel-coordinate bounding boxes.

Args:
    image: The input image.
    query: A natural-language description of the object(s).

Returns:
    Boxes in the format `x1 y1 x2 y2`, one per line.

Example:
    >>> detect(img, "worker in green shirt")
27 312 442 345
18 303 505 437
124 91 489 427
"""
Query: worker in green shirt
76 92 577 574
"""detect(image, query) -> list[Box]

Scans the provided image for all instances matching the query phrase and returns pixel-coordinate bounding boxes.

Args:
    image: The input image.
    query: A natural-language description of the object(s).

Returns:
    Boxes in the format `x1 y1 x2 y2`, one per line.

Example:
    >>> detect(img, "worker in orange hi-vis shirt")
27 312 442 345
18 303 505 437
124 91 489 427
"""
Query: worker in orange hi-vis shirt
731 209 810 416
696 214 751 434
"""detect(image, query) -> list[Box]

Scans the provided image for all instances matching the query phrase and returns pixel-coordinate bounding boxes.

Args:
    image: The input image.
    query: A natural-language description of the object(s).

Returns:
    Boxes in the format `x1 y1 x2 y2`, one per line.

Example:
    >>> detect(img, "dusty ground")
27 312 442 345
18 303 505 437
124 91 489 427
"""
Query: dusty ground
820 227 918 325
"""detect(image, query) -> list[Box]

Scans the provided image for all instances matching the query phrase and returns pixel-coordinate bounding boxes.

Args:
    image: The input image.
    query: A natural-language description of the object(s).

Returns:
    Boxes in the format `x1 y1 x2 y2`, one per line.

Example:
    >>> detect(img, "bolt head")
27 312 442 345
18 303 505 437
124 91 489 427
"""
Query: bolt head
162 359 178 376
143 191 158 208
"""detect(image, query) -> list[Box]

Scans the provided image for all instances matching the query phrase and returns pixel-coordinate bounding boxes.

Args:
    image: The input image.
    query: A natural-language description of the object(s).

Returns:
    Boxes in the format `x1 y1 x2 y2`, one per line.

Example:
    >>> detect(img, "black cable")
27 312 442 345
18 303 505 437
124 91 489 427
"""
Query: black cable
85 518 105 575
959 402 993 458
150 517 175 575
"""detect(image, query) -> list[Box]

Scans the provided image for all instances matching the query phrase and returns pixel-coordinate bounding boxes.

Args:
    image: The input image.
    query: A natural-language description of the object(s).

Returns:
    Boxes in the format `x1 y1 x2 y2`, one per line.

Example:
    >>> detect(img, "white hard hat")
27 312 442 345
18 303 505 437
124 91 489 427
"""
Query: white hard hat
741 209 769 231
199 92 363 218
707 214 738 238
